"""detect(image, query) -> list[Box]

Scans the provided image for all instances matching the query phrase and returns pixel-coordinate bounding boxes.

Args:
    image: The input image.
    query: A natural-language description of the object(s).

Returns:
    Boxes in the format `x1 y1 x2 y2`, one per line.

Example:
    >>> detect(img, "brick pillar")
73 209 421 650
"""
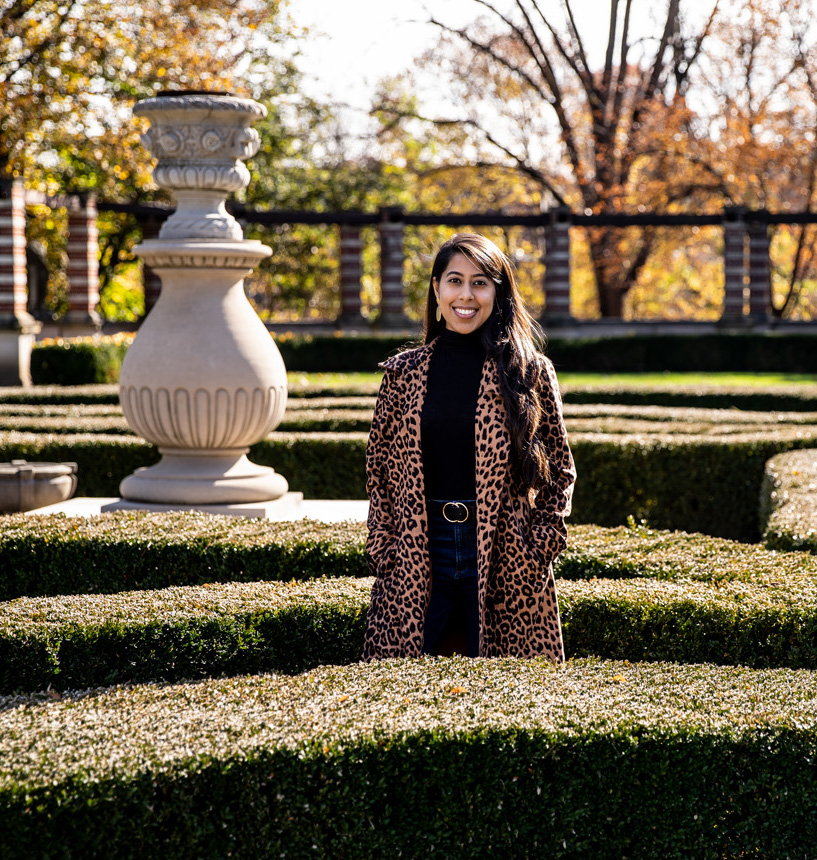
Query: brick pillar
0 179 40 385
747 214 771 320
721 206 747 322
64 193 102 332
141 215 163 317
337 223 365 327
377 206 410 328
541 206 573 325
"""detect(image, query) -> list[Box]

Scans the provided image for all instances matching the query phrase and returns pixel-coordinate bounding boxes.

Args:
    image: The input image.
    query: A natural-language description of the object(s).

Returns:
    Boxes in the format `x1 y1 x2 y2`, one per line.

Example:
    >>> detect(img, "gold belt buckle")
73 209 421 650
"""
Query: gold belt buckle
442 502 469 523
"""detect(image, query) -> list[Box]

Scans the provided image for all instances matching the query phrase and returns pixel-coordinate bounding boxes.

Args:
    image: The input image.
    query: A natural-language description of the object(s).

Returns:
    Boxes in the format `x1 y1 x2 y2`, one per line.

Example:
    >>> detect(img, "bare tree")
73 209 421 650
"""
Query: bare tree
384 0 721 316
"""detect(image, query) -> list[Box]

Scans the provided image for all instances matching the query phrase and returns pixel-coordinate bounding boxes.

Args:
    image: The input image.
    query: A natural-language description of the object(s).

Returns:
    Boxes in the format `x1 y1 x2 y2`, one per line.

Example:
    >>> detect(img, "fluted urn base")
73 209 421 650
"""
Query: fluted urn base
118 238 288 506
120 448 288 505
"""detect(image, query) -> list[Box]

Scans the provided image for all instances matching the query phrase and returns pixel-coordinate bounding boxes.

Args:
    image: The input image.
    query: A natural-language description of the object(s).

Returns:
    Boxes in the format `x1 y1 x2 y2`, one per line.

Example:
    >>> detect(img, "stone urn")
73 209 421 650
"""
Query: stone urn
0 460 78 513
119 92 289 505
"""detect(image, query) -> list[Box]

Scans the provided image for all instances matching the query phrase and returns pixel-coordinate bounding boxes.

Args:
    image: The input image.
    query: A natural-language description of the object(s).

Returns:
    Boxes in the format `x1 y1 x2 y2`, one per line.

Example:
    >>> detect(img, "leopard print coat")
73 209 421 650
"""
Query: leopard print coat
362 337 576 661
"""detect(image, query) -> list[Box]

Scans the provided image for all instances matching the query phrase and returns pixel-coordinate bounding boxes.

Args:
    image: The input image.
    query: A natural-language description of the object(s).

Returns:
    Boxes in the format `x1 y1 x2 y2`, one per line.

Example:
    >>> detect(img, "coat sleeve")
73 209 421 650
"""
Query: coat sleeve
530 356 577 566
365 369 399 576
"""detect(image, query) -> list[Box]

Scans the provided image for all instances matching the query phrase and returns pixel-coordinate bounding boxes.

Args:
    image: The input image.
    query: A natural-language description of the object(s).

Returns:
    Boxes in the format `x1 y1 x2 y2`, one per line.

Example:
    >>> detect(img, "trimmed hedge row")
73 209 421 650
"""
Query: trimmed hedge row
0 409 377 435
7 378 817 410
0 512 368 600
277 331 817 374
3 658 817 859
29 330 817 379
0 384 121 405
761 449 817 554
4 520 817 690
3 515 816 601
0 577 371 691
5 429 817 540
3 572 817 691
30 338 130 385
562 383 817 411
0 431 368 500
7 403 817 436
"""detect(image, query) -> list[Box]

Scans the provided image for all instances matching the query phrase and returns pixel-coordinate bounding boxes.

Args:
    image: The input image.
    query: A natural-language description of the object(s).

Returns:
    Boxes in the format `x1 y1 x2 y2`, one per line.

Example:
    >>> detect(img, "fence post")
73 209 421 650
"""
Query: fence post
64 193 102 333
0 179 40 385
747 213 772 320
141 214 163 317
377 206 410 328
337 223 365 327
721 206 747 322
541 206 573 325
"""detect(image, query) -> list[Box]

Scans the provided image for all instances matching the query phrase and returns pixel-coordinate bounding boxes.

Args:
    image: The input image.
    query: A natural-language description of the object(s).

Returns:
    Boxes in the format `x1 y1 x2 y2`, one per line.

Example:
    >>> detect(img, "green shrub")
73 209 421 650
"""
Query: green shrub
4 429 817 540
30 340 130 385
0 432 160 496
0 512 368 599
4 520 817 690
547 332 817 373
27 331 817 382
561 383 817 411
274 333 415 372
0 432 367 499
243 332 817 374
761 449 817 554
0 577 371 691
7 401 817 437
0 385 120 405
0 409 376 435
568 430 817 541
5 515 817 601
2 659 817 859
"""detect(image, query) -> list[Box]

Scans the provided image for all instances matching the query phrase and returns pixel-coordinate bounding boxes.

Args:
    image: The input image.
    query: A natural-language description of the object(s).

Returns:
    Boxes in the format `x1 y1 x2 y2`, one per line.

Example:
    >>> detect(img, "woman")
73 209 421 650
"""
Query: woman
362 233 576 661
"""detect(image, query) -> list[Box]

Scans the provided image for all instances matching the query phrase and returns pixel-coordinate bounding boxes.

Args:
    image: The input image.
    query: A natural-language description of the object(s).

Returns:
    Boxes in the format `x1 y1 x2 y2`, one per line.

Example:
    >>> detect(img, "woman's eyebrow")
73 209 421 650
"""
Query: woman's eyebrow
445 270 488 278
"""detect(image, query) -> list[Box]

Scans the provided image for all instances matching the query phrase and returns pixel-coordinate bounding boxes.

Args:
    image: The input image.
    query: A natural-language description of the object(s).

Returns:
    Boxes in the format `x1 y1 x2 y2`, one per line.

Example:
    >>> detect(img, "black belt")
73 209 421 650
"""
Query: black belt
427 499 477 523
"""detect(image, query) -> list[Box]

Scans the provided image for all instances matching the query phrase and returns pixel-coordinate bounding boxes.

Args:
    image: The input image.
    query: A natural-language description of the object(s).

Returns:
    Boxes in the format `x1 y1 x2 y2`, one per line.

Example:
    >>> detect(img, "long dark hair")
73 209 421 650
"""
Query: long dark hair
424 233 551 489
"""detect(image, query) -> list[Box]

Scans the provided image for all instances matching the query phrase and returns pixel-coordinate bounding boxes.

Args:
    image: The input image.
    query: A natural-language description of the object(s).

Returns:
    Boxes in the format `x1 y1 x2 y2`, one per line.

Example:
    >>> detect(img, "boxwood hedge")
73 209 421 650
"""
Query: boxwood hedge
761 449 817 554
3 514 817 601
7 377 817 410
4 520 817 691
0 512 369 599
28 330 817 377
5 401 817 437
5 429 817 540
2 658 817 859
0 577 371 691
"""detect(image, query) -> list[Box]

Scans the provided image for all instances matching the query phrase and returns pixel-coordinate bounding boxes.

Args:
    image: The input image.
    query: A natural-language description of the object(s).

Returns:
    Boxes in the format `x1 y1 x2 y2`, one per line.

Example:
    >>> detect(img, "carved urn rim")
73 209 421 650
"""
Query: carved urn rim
134 94 267 120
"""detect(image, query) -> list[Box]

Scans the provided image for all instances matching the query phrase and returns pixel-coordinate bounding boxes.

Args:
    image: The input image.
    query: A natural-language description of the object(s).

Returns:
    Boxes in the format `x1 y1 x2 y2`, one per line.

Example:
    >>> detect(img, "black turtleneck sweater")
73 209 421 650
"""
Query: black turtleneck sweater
421 327 487 500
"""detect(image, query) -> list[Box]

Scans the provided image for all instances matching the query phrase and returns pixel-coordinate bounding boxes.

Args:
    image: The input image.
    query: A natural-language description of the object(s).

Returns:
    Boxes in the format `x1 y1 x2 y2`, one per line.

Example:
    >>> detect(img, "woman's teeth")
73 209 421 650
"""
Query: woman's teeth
454 308 477 317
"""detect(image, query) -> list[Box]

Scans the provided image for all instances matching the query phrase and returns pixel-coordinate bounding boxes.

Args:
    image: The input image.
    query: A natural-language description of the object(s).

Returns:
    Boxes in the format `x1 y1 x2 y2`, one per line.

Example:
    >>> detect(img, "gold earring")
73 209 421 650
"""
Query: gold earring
436 306 442 323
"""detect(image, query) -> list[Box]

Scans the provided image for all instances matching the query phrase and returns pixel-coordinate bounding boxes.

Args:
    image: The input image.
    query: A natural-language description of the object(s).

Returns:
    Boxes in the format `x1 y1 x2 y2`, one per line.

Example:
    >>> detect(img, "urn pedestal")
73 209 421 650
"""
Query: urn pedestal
118 93 290 505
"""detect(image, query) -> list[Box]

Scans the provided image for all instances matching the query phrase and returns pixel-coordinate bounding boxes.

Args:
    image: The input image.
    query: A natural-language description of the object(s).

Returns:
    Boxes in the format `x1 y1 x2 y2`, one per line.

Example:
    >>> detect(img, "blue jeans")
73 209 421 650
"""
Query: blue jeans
422 500 480 658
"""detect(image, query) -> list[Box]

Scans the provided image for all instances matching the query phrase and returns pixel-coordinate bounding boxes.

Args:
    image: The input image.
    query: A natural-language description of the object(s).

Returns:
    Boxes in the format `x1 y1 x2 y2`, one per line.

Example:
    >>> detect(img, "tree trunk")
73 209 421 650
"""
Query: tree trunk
586 227 630 318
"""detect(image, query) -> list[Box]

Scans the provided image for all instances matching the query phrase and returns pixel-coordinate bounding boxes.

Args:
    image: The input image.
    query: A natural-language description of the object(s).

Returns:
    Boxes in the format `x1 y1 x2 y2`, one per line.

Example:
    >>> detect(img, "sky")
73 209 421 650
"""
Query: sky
290 0 479 115
289 0 648 113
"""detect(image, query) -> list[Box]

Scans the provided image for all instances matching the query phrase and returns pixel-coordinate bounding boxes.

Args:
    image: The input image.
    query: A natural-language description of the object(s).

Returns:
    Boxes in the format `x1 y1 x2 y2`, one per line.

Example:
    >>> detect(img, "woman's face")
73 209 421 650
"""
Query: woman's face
433 253 497 335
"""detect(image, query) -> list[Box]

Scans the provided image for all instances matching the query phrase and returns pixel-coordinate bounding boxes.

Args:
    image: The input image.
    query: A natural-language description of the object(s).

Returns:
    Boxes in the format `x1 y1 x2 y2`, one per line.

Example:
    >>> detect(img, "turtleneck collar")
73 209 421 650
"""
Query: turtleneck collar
439 325 487 351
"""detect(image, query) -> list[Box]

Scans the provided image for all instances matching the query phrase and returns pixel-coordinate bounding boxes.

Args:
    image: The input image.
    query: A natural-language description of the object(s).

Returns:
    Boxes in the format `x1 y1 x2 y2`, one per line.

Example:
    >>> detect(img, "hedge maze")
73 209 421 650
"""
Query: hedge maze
2 375 817 858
